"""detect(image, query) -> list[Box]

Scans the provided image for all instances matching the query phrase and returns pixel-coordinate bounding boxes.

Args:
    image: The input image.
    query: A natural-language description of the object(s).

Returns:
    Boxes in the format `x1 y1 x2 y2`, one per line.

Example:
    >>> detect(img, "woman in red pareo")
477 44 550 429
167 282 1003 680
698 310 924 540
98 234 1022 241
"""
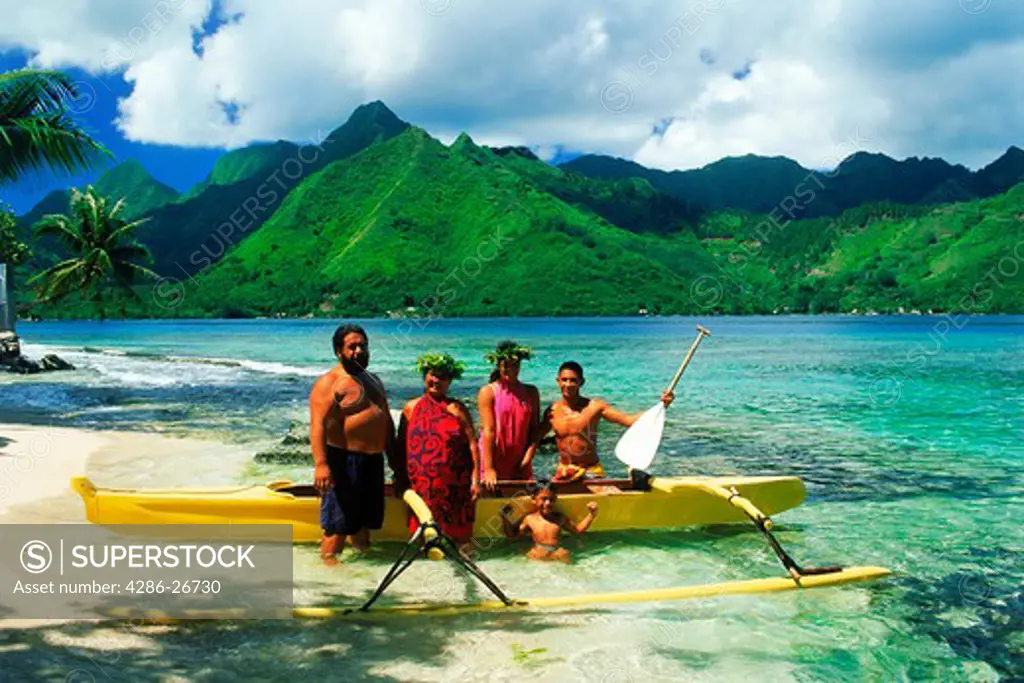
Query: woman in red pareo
398 353 485 549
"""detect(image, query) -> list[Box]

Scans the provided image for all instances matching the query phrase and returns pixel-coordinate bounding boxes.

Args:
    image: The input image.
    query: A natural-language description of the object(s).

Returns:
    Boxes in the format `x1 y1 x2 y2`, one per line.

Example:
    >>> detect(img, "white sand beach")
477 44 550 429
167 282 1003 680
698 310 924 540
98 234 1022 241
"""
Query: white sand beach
0 418 253 525
0 423 107 520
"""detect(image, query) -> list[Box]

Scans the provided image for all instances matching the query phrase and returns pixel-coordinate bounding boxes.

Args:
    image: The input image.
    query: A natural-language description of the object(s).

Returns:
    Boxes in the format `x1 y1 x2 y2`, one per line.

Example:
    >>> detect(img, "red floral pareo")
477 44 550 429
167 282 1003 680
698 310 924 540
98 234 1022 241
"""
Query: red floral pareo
406 394 475 541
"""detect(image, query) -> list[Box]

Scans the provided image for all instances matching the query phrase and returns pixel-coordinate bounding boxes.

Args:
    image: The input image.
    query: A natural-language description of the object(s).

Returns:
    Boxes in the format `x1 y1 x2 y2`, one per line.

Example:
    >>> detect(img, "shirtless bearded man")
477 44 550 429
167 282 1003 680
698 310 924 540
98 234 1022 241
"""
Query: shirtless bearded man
310 324 405 564
530 361 674 482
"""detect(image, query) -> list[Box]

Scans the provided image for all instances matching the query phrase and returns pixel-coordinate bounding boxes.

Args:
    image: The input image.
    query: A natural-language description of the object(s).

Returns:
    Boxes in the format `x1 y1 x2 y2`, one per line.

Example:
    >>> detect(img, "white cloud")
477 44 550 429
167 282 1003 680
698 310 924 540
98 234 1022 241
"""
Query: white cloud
0 0 211 71
634 59 891 170
1 0 1022 168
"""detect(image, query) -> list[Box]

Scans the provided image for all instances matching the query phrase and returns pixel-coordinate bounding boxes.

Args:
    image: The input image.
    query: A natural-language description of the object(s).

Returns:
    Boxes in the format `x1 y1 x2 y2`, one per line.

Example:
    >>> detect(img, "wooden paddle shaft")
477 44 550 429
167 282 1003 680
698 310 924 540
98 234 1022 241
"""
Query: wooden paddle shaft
664 326 710 394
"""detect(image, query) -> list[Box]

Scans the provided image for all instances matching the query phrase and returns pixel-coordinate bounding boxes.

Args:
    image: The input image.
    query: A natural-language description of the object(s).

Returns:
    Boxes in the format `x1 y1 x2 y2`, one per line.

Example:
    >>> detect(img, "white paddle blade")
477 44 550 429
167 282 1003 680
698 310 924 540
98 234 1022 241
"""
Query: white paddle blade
614 403 666 471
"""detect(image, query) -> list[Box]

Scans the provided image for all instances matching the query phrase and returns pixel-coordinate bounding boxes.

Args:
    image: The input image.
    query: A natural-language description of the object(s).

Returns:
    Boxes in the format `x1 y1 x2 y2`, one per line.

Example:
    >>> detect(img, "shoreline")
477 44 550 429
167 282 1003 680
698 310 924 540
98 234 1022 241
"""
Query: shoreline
0 416 254 525
11 311 1024 324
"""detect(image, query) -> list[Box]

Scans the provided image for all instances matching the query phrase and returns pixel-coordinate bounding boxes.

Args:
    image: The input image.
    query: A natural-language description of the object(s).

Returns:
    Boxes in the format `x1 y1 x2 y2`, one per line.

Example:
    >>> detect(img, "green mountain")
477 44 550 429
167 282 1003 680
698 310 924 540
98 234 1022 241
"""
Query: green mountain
125 101 410 275
181 126 717 318
563 153 817 214
12 101 1024 319
820 152 972 209
15 189 68 231
14 160 180 278
973 146 1024 195
18 159 179 228
562 148 1024 218
93 159 180 214
183 141 299 198
167 124 1023 318
488 144 704 234
688 189 1024 314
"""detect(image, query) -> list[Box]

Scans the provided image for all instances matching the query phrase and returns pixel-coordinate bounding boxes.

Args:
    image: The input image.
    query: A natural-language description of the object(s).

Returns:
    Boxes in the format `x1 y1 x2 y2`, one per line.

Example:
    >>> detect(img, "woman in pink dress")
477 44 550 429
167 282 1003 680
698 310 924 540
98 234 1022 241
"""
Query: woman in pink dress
477 341 540 485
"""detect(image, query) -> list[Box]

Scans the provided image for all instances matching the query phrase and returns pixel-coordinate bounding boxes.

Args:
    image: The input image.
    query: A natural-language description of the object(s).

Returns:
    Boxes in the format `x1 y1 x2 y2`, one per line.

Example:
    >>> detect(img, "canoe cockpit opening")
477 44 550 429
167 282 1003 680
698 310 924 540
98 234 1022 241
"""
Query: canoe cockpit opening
267 479 640 499
268 482 318 497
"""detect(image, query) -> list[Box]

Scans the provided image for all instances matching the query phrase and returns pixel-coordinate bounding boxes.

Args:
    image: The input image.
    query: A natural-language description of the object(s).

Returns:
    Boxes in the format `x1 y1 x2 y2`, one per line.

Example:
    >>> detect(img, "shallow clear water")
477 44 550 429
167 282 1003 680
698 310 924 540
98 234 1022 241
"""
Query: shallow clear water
3 316 1022 681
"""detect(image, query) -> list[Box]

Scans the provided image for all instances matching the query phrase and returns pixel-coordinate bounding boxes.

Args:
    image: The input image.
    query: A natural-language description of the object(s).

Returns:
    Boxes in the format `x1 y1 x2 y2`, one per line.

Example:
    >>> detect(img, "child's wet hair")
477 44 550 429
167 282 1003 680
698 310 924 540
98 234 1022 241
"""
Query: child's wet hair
529 479 555 497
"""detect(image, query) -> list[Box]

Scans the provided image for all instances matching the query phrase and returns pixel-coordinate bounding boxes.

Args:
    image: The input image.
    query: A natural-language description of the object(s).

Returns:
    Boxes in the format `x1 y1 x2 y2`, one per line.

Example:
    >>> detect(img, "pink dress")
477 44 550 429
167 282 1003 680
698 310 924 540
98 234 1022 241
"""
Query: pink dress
479 381 533 481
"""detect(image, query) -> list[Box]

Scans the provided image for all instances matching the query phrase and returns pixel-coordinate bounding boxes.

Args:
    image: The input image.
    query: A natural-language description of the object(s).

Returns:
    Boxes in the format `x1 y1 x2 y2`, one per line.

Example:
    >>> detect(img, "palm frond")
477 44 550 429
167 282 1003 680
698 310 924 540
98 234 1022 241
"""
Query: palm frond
0 69 78 112
0 69 111 184
110 262 157 302
33 214 86 251
108 196 127 220
28 257 89 302
113 260 158 281
107 244 154 265
107 216 150 245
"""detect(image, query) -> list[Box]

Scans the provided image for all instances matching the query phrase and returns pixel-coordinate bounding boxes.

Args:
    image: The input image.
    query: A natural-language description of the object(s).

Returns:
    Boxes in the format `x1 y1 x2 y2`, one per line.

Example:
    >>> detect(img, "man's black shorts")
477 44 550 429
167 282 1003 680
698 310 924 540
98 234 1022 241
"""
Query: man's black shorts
320 446 385 536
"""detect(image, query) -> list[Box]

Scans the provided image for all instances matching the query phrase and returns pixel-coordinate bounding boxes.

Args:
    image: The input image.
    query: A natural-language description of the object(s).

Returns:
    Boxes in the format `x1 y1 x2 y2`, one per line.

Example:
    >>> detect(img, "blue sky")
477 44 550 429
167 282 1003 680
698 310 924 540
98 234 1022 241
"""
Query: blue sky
1 52 223 213
2 0 1023 214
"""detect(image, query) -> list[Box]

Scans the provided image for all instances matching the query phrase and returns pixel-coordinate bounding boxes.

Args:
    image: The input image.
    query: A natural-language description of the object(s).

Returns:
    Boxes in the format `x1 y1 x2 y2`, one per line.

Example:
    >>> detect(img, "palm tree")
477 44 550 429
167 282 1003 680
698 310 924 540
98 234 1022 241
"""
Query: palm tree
0 69 110 183
1 68 110 338
29 187 157 318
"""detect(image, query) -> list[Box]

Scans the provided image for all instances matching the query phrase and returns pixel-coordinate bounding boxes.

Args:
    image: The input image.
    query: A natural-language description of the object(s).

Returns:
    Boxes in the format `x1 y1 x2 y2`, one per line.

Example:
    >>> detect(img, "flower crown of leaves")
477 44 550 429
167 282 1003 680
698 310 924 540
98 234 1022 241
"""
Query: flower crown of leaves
484 340 533 365
415 352 466 380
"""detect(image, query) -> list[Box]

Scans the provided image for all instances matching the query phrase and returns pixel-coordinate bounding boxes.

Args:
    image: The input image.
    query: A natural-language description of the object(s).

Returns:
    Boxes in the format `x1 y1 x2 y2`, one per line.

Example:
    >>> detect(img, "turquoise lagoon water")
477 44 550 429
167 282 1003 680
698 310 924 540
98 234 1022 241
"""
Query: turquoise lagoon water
2 316 1021 681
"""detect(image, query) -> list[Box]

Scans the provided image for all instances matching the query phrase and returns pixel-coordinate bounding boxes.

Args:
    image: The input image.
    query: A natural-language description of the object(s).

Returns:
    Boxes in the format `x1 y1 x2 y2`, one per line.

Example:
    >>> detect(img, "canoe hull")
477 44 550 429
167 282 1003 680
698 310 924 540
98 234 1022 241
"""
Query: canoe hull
71 475 806 543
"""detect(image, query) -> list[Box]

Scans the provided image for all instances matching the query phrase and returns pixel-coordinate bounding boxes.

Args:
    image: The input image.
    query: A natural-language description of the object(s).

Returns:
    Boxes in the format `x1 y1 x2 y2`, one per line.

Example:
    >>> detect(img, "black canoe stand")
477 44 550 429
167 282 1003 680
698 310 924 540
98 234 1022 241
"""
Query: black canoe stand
352 520 522 614
705 484 843 581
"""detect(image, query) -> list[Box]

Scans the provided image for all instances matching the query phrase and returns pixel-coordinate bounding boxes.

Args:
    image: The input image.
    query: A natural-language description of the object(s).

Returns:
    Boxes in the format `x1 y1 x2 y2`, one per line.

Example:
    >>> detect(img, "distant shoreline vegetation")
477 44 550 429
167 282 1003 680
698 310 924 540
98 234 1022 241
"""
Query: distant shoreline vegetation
8 101 1024 321
19 307 1024 323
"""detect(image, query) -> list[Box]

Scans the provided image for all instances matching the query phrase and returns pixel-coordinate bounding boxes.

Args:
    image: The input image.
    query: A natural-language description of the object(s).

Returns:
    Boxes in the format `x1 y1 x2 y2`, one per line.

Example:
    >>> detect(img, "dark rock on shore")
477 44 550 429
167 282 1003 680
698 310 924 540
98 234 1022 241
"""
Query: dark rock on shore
40 354 75 371
254 420 310 464
0 333 76 374
3 355 41 374
0 332 20 363
252 409 406 464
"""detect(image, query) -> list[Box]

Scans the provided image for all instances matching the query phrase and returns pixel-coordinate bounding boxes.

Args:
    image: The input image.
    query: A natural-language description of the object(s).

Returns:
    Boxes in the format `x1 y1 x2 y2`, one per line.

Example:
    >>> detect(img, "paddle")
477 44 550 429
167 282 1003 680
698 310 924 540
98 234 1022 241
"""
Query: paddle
614 325 710 471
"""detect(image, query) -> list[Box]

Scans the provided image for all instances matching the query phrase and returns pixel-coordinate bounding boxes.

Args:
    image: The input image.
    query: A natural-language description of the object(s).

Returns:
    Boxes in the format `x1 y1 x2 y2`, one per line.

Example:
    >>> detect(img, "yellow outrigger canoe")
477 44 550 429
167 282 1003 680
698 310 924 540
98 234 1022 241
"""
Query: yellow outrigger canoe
71 474 806 543
83 483 891 621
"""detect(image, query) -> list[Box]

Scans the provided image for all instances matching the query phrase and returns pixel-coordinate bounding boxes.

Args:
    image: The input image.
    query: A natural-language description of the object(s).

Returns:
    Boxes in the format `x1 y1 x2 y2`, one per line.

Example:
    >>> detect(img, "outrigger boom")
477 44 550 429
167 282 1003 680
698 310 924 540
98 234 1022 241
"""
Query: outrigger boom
684 481 846 581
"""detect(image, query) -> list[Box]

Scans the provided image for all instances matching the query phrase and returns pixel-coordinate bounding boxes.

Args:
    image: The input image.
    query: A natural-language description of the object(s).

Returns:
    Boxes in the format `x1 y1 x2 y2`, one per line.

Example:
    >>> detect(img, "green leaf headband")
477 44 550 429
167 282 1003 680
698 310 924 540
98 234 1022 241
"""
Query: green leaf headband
415 352 466 380
484 340 533 365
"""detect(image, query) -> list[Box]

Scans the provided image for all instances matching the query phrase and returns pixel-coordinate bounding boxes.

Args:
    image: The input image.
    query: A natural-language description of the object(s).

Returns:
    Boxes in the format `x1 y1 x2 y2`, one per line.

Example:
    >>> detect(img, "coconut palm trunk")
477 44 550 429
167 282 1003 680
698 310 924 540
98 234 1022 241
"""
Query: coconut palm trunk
0 263 13 334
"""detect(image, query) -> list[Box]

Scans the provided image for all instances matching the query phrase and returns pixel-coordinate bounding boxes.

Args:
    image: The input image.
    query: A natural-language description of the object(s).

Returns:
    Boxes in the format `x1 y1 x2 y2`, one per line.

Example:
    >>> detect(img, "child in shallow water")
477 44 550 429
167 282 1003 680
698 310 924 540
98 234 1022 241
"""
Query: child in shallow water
501 484 598 562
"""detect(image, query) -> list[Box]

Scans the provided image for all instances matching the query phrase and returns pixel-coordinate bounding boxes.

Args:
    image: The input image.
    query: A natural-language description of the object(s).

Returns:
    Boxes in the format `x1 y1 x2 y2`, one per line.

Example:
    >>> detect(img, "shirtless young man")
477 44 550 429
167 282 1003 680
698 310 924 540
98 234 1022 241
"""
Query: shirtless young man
500 485 598 562
527 361 674 482
309 324 406 564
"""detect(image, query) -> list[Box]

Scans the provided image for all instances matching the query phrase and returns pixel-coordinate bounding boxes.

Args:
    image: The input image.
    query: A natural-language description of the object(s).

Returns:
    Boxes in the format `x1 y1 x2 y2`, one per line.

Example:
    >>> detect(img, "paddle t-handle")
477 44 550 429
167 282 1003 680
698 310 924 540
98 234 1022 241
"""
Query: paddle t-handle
664 326 710 395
